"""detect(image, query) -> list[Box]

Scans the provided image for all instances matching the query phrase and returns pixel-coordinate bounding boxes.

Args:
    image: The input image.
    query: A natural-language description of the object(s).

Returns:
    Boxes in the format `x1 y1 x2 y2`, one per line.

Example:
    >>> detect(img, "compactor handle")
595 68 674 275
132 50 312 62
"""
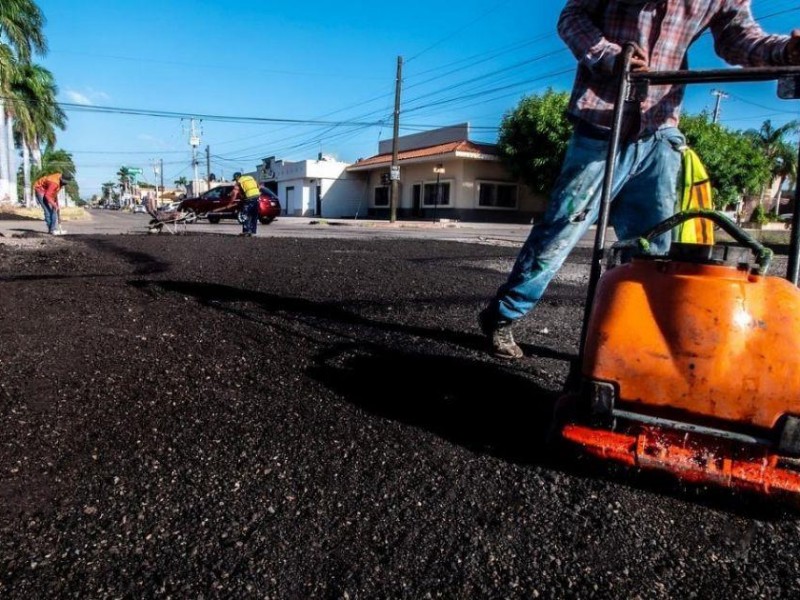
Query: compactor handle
614 209 773 275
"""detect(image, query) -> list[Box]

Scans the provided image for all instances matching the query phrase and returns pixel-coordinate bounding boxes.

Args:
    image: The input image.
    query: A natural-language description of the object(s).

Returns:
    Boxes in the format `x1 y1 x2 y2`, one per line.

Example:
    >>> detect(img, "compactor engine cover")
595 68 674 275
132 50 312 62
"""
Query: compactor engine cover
583 255 800 433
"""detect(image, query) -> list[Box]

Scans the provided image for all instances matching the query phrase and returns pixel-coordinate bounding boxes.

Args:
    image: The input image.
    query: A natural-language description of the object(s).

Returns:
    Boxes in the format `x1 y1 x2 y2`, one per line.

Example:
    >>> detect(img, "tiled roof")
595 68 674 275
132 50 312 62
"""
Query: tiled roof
348 140 499 170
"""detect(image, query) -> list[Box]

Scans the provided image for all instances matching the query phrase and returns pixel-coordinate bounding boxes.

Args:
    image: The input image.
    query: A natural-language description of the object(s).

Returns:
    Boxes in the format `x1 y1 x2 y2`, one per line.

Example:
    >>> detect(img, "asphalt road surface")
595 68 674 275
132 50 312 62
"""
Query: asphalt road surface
0 218 798 598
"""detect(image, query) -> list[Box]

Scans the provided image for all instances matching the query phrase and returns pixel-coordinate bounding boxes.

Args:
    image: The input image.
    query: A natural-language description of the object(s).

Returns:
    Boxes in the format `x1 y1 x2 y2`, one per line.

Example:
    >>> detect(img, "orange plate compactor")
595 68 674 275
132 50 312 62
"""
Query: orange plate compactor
561 54 800 496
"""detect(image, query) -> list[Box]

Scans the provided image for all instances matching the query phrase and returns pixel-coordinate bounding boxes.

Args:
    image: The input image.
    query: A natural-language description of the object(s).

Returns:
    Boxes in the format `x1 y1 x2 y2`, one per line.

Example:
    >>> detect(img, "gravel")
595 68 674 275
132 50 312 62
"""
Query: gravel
1 233 798 599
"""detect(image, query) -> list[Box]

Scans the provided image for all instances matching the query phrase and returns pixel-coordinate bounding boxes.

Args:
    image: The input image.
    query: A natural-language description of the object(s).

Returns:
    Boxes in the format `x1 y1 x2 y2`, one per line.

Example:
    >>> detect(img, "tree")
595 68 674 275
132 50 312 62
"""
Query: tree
101 182 116 204
680 112 771 209
117 167 133 198
0 0 46 61
497 89 572 194
174 176 189 192
744 119 798 214
10 62 65 206
0 0 47 202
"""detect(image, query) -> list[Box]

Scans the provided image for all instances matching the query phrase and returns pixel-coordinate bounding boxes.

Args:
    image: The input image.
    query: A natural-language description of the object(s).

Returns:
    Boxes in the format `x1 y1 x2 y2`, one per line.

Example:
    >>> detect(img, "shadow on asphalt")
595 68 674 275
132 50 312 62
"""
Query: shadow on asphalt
310 343 560 465
81 238 172 276
132 278 799 519
0 214 40 221
133 279 503 354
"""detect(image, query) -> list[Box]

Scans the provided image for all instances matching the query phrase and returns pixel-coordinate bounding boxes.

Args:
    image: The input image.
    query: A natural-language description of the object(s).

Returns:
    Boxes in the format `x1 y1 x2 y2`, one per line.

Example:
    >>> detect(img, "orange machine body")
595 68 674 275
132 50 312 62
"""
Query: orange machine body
581 258 800 432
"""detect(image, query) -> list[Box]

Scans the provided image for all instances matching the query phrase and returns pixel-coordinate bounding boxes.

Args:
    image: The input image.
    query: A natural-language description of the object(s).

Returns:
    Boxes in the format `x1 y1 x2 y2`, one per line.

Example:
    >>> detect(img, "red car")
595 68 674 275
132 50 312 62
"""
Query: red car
178 184 281 225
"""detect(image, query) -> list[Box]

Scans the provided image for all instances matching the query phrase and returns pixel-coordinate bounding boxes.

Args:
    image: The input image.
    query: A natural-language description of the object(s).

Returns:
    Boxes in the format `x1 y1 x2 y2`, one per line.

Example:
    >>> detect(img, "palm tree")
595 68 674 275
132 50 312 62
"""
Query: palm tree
746 120 799 214
0 44 16 202
174 176 189 193
117 167 132 198
10 62 65 206
0 0 46 61
0 0 47 202
101 181 116 204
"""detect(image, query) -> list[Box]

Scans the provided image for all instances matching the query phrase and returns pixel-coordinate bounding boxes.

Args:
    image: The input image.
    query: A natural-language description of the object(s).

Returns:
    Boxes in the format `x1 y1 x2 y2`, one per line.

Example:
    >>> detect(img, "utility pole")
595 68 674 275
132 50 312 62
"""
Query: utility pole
206 145 211 186
160 158 164 194
152 159 160 205
711 89 729 124
189 118 201 195
389 56 403 223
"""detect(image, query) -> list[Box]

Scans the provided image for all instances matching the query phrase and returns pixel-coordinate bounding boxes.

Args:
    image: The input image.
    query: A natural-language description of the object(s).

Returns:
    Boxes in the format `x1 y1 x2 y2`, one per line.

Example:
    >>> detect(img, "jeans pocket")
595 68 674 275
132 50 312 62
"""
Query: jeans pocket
663 130 687 153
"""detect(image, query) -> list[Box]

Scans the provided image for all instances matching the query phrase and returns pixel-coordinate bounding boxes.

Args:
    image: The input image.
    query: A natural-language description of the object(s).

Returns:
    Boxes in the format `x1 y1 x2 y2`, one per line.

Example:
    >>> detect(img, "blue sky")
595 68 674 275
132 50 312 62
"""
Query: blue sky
32 0 800 197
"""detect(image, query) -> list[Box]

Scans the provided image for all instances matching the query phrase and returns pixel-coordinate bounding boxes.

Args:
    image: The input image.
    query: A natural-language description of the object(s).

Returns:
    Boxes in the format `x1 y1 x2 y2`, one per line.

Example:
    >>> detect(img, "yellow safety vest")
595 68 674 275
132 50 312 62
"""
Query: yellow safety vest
238 175 260 199
677 148 715 245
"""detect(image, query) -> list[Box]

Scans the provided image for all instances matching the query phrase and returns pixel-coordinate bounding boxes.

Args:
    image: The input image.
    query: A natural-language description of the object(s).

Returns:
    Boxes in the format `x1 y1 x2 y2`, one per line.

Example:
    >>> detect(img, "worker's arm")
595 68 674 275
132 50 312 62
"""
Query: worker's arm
230 184 243 203
709 1 792 66
557 0 647 74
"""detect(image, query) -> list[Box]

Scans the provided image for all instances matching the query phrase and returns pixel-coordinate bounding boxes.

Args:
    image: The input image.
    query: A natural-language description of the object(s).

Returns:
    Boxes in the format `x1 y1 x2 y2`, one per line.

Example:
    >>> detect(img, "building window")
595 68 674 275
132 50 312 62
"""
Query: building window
374 185 389 207
422 181 451 207
478 181 518 209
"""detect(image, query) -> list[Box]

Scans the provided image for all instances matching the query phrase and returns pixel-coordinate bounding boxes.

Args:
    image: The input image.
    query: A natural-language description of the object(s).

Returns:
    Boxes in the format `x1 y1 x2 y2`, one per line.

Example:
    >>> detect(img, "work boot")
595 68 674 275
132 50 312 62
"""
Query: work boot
479 308 523 360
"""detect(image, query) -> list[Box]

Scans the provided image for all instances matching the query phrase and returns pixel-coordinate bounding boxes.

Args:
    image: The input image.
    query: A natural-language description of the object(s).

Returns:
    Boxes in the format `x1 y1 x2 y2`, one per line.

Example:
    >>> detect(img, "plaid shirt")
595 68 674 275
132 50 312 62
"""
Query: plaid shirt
558 0 791 133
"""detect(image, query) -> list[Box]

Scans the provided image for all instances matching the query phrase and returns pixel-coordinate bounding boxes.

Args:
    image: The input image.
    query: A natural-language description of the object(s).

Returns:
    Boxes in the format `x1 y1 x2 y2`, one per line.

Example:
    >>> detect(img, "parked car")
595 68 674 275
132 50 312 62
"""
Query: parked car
159 201 182 213
178 184 281 225
133 204 147 214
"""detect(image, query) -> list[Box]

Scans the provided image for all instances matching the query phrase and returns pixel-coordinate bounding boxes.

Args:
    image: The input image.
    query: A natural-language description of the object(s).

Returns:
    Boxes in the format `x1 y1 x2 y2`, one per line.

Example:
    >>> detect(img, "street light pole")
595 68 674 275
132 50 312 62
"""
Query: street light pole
432 163 445 223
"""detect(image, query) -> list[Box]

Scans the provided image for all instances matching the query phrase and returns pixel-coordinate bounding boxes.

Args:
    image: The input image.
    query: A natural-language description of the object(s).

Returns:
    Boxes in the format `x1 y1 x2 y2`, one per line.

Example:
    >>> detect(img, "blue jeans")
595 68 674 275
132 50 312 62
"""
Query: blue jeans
242 198 259 234
491 127 685 323
36 192 58 233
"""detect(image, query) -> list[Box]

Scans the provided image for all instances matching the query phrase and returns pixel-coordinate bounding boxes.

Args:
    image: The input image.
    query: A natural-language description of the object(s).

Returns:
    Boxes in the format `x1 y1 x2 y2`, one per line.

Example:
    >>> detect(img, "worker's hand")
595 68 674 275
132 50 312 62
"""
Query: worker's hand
613 42 649 76
787 30 800 65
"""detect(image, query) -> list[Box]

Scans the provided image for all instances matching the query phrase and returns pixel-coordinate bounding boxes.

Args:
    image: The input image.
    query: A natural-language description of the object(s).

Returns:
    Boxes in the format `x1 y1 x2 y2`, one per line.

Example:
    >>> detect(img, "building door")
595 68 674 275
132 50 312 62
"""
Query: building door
286 186 295 216
316 185 322 217
412 184 422 217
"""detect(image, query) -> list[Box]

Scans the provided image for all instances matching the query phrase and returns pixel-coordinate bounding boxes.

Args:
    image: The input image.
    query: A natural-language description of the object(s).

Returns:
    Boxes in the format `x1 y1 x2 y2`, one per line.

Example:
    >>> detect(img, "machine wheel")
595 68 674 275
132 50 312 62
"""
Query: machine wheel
259 216 275 225
183 209 197 224
208 215 221 224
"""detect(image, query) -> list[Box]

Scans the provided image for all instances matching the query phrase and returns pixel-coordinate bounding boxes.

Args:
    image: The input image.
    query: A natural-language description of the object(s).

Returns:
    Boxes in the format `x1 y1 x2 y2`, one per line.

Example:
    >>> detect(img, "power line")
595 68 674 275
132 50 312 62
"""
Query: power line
56 101 389 127
406 0 514 62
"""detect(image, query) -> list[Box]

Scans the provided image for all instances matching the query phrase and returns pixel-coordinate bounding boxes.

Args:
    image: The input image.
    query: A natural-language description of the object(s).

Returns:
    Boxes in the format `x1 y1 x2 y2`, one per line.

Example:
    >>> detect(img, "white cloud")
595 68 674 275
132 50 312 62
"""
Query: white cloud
65 90 93 105
64 88 111 106
87 88 110 102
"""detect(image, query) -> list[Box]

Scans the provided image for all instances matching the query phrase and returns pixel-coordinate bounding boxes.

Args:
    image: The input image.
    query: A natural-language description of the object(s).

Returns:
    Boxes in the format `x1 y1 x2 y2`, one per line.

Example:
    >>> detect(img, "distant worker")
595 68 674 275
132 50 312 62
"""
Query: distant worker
232 172 261 237
34 172 72 236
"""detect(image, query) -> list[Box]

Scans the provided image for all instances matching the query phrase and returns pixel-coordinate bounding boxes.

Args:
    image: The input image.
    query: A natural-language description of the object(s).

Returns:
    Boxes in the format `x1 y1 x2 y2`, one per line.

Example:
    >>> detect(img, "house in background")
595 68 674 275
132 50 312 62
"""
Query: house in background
347 124 546 222
256 155 367 218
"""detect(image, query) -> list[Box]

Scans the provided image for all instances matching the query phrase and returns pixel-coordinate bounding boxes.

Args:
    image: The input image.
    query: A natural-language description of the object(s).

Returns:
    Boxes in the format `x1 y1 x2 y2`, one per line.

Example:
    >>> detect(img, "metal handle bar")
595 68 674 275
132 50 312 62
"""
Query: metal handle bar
631 66 800 86
611 210 774 275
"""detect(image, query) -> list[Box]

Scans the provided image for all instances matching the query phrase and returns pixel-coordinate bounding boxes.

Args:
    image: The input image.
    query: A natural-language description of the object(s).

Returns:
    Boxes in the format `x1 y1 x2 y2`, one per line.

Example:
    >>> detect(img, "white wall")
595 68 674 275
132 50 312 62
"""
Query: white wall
269 159 368 217
320 177 368 218
278 179 307 216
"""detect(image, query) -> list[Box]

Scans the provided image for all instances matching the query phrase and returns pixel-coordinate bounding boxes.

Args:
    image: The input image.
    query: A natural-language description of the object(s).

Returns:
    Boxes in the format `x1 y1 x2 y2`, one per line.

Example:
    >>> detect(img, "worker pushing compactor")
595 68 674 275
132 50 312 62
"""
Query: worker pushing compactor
479 0 800 360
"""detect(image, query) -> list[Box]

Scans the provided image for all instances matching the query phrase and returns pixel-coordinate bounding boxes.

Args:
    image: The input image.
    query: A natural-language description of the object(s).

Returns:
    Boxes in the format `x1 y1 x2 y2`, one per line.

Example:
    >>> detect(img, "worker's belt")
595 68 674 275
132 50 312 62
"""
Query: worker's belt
572 119 657 143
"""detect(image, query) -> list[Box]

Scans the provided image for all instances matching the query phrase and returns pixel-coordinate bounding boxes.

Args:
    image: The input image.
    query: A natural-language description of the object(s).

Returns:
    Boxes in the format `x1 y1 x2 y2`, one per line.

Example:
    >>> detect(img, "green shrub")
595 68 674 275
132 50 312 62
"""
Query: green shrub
752 204 769 225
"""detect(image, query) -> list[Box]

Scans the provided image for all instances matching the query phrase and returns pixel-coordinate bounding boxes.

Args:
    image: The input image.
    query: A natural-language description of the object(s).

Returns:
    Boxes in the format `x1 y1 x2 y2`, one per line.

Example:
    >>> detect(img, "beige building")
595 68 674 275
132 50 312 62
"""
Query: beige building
347 124 546 222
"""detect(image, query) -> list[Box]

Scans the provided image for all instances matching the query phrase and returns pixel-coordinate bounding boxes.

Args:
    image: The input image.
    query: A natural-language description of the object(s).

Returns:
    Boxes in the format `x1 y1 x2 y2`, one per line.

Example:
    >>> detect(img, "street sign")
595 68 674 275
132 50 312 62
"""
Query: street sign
390 165 400 181
126 167 143 175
